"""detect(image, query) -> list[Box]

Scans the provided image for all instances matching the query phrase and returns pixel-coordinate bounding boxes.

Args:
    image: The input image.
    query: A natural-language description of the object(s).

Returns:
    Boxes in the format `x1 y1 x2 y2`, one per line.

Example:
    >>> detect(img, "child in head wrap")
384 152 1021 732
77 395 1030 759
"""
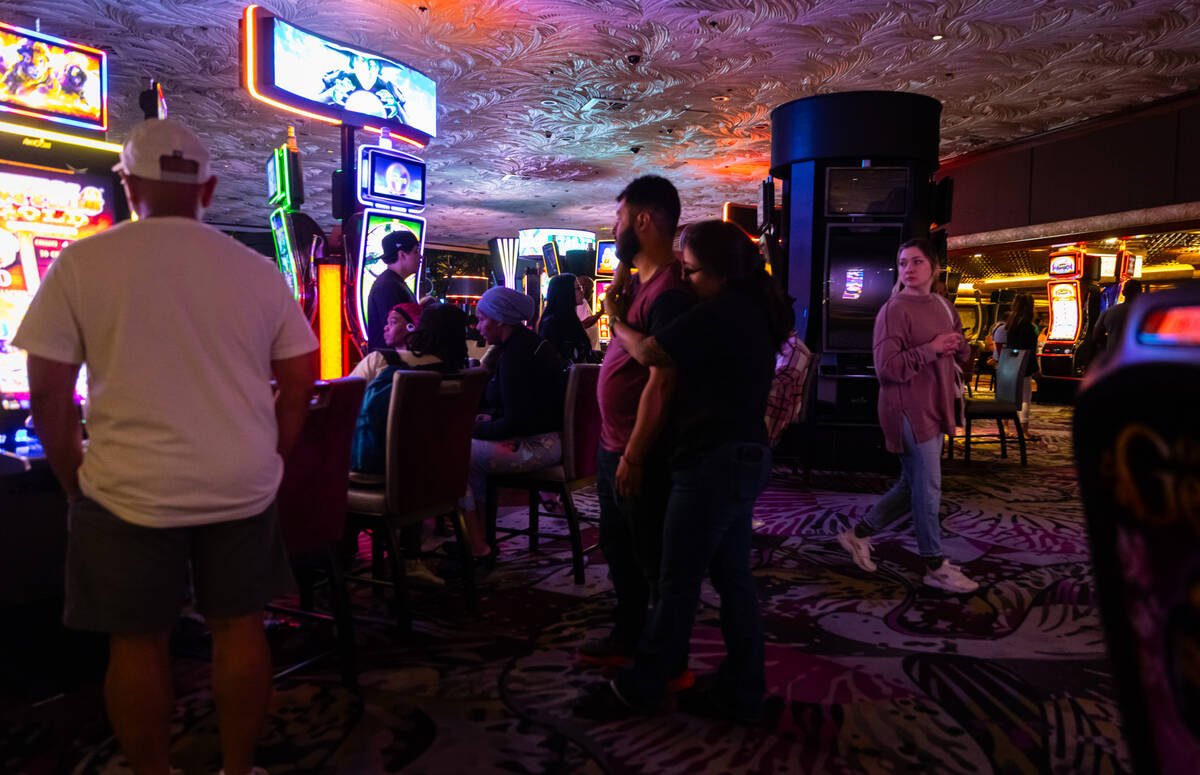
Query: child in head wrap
461 287 566 565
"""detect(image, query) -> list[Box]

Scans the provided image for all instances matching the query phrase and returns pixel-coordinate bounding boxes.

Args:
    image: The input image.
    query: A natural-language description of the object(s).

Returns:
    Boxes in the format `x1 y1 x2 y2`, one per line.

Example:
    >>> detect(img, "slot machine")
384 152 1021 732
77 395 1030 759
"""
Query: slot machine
594 239 617 345
1041 247 1090 378
349 140 427 350
0 20 127 464
265 129 319 322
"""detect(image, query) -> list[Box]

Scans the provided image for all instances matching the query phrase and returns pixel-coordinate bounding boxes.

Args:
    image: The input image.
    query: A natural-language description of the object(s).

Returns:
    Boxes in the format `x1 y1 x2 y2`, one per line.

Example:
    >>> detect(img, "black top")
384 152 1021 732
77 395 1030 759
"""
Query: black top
655 285 776 467
473 326 564 440
1005 320 1038 376
538 313 592 363
366 270 416 352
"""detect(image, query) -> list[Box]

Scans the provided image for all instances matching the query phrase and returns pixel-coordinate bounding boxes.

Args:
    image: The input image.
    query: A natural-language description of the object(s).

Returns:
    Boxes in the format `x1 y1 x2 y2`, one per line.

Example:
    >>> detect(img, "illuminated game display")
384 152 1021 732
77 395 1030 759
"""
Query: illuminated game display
541 241 561 277
268 208 298 297
1046 249 1083 342
595 239 617 277
358 144 425 210
841 269 864 300
356 210 425 344
242 6 436 147
517 228 595 258
594 279 611 344
0 162 113 405
0 21 107 132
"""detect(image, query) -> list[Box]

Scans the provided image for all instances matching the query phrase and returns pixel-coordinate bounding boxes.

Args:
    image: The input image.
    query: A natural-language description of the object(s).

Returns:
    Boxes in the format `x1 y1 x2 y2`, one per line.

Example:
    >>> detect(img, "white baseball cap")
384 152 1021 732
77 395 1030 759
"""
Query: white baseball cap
112 118 212 184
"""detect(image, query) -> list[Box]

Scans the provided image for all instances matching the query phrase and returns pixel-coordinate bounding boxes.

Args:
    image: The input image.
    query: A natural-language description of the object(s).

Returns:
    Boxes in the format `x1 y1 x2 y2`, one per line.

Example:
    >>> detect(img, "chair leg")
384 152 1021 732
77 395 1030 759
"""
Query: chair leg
964 417 972 463
1014 415 1027 467
382 523 411 631
325 549 358 689
448 508 478 613
528 489 540 552
560 486 586 585
485 481 498 550
997 419 1008 459
297 566 315 612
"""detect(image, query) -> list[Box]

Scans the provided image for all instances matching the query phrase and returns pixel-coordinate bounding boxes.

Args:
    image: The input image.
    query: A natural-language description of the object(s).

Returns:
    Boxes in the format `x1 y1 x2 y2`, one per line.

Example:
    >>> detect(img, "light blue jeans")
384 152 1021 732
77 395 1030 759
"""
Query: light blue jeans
857 415 944 560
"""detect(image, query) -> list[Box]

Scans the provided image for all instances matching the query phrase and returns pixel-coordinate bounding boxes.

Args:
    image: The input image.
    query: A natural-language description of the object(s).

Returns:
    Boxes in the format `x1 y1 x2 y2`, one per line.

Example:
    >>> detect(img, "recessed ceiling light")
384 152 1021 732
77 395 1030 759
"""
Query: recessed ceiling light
931 34 944 41
711 95 730 102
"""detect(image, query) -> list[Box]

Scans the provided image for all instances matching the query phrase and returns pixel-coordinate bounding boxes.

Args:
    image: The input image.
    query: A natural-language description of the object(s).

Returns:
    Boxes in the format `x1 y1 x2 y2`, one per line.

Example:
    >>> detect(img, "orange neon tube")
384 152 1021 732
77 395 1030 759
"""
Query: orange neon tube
243 5 340 127
318 263 343 379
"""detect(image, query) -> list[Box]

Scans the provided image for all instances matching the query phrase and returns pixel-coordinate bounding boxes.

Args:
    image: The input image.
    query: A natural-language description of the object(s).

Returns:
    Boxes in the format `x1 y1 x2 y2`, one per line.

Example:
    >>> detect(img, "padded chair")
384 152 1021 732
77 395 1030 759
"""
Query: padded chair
346 368 488 630
485 363 601 584
959 348 1030 466
273 376 366 689
1074 285 1200 775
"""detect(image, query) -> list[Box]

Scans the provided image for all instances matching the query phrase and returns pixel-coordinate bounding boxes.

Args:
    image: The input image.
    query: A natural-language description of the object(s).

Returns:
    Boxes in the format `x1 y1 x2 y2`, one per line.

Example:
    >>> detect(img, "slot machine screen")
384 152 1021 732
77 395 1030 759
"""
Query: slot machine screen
361 147 425 209
824 224 901 351
1047 281 1080 341
0 21 107 132
594 279 611 343
268 209 298 300
0 163 114 406
541 242 561 277
595 240 617 276
356 211 425 343
826 167 908 216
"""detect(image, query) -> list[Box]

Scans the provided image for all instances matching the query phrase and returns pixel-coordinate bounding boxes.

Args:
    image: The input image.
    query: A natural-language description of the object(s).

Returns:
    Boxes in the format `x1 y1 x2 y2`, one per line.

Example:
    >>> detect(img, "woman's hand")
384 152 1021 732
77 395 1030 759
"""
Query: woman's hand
931 331 962 356
474 413 492 424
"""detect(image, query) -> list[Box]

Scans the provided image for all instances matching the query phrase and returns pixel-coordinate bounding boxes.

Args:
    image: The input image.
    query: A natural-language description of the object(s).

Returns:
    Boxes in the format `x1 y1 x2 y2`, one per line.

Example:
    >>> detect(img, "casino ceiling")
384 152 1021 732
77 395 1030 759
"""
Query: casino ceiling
5 0 1200 249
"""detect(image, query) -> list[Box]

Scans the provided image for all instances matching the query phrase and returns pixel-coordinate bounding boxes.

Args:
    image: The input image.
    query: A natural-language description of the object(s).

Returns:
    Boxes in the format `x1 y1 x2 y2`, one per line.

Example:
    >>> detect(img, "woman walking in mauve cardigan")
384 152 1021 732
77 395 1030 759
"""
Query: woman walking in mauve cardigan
838 237 979 594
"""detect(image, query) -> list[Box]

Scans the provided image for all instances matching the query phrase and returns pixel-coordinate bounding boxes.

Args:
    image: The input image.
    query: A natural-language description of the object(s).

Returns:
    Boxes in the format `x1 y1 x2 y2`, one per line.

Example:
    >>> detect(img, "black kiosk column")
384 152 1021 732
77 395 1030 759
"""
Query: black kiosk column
770 91 943 470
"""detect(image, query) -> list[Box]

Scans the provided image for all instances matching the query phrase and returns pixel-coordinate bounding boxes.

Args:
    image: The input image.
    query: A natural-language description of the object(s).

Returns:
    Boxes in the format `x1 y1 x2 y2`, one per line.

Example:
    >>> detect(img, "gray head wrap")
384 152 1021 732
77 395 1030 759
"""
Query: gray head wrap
477 286 536 326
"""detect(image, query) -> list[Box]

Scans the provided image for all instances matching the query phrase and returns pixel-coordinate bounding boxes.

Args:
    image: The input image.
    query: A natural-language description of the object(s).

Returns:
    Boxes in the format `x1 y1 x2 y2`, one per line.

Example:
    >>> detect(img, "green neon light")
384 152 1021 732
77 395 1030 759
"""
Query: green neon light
269 207 300 300
267 146 287 207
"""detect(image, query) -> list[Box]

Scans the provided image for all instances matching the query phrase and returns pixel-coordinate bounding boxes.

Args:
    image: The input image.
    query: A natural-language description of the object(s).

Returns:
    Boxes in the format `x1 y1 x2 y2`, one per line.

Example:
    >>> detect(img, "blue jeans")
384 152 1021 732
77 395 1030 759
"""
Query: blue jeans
858 415 944 559
596 447 671 646
615 442 771 715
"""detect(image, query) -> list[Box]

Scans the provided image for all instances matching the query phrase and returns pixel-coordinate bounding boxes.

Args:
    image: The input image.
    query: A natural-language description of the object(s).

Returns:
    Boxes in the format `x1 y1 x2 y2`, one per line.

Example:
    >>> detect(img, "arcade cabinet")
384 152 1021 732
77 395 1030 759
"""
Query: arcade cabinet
265 128 320 322
768 91 945 470
1040 247 1099 384
0 20 127 466
1074 283 1200 775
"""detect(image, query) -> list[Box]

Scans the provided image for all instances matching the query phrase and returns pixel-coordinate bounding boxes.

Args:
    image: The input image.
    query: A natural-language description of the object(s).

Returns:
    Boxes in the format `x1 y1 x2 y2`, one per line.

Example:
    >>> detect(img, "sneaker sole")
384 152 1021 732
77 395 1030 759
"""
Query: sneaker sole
922 578 979 595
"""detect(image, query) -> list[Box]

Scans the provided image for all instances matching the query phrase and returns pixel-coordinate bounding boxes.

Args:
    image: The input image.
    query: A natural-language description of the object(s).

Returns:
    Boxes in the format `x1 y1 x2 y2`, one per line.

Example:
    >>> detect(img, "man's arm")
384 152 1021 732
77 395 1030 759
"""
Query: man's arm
616 364 677 497
27 354 84 498
272 350 318 457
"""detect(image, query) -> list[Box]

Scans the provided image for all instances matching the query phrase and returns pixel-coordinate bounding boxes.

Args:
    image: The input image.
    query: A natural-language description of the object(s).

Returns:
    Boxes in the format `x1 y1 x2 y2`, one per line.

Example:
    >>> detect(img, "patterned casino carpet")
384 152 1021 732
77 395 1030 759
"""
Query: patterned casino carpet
4 401 1130 774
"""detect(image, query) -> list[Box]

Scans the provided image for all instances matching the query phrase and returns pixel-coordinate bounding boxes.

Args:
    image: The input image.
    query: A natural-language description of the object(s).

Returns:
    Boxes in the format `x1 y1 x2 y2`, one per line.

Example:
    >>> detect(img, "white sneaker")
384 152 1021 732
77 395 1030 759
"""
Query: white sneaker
405 558 446 587
923 561 980 594
838 529 877 572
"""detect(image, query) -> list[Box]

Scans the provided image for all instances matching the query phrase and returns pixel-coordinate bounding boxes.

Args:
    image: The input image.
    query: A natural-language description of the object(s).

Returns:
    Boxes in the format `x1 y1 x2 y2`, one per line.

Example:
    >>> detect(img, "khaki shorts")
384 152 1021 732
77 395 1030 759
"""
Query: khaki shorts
64 497 295 634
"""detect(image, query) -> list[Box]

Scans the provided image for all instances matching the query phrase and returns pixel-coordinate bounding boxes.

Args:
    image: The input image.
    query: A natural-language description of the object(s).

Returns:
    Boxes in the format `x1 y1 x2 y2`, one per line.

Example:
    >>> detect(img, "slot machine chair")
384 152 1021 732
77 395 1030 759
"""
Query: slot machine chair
957 349 1031 466
272 376 366 689
1074 284 1200 775
485 364 601 585
346 369 489 630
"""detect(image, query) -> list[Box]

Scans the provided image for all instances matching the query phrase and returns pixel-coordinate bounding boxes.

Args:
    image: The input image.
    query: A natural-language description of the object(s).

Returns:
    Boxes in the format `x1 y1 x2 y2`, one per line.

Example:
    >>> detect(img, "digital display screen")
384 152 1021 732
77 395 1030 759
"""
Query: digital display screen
0 21 107 131
268 208 298 300
1047 281 1080 341
1049 253 1078 277
517 228 595 258
826 167 907 216
270 16 436 137
541 242 560 277
1139 306 1200 346
595 240 617 276
0 163 114 402
1098 253 1117 280
825 224 901 351
266 151 282 204
356 210 424 342
360 146 425 208
594 279 611 343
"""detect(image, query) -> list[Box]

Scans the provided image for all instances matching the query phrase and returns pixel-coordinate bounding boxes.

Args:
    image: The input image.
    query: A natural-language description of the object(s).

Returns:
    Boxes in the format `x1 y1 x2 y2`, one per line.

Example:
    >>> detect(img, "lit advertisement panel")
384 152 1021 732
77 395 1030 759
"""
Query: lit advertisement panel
842 269 864 300
358 145 425 209
1047 281 1080 341
244 7 436 144
517 228 595 257
0 164 113 403
595 240 617 276
355 209 425 342
1049 253 1079 277
0 21 106 131
594 279 611 343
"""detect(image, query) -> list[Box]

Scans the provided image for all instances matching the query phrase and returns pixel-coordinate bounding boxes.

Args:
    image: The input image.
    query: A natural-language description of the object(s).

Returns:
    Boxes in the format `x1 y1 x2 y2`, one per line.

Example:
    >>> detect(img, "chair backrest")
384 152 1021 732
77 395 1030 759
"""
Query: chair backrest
561 364 601 481
1075 283 1200 775
277 377 366 556
384 368 489 516
994 348 1030 404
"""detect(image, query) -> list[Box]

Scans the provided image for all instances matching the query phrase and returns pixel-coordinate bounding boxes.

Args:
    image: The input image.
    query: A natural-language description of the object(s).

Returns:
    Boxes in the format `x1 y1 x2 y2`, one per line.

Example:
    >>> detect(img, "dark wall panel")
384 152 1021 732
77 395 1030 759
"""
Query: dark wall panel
938 150 1031 236
1178 104 1200 203
1029 113 1177 223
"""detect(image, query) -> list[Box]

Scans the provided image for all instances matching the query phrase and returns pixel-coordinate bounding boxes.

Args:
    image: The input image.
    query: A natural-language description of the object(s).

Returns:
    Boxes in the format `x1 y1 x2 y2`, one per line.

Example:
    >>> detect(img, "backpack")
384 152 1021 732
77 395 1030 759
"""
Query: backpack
350 350 406 474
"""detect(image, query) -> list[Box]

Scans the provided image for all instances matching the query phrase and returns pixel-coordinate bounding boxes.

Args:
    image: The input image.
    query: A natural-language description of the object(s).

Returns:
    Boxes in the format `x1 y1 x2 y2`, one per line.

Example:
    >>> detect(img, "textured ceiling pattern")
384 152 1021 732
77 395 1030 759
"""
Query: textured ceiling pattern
5 0 1200 246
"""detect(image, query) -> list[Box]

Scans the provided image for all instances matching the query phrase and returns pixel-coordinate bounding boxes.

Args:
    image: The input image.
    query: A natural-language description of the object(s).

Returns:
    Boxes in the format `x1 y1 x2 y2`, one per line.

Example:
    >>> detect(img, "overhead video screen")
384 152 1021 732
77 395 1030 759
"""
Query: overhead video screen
595 240 617 276
517 228 595 258
255 13 436 139
0 163 114 403
0 21 107 131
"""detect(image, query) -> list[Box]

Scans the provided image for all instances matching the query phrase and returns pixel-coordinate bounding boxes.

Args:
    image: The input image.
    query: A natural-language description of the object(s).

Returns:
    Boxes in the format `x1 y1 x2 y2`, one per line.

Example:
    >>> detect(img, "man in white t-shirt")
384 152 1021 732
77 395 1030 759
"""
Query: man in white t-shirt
13 119 318 775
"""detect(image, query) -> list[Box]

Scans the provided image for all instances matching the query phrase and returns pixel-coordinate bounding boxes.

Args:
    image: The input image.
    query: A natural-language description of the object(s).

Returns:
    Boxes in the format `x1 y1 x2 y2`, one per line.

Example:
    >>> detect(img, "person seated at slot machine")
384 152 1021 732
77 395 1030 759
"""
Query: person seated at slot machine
1093 279 1144 358
538 273 592 364
366 230 421 352
462 287 565 565
350 302 423 384
349 303 469 586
